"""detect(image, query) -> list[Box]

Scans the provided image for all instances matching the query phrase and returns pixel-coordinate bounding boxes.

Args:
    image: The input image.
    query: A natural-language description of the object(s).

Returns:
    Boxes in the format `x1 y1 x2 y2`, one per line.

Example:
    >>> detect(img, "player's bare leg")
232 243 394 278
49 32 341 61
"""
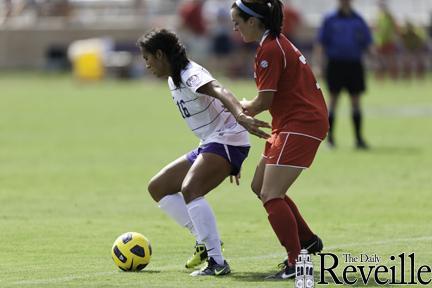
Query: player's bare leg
148 155 191 202
251 156 266 198
182 153 231 276
147 155 206 267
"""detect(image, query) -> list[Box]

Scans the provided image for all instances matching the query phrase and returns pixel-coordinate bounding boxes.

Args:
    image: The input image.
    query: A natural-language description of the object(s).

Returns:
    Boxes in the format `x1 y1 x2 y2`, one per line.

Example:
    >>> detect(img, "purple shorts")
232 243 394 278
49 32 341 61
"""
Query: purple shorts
186 143 250 175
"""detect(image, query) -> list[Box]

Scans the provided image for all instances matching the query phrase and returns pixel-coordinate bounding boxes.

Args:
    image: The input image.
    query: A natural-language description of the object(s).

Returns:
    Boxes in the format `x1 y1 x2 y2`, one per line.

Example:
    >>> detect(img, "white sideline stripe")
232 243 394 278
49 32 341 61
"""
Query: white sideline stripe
276 133 289 165
11 235 432 285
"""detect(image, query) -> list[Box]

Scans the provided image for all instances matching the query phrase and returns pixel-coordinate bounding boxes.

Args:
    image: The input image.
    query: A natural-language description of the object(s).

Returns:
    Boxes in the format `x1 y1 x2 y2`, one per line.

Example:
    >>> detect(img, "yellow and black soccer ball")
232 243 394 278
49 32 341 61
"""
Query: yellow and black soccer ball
111 232 152 271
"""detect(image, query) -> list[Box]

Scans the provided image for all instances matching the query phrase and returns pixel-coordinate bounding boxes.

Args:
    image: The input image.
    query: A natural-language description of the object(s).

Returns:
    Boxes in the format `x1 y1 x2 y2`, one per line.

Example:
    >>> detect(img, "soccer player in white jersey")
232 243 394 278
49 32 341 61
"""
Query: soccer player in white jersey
137 29 270 276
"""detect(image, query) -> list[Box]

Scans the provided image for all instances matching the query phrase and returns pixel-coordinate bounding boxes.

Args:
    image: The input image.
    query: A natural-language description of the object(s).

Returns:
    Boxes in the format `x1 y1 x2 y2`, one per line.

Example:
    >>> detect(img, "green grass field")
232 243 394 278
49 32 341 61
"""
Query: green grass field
1 73 431 287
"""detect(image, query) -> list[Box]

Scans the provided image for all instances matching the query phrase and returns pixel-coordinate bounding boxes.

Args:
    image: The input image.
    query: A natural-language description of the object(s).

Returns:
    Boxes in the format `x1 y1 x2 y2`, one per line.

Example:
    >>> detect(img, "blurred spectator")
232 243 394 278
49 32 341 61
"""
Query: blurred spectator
282 0 301 44
133 0 146 15
39 0 72 18
400 20 427 79
430 12 432 38
178 0 208 62
374 0 399 79
0 0 13 25
316 0 372 150
0 0 38 25
202 0 234 76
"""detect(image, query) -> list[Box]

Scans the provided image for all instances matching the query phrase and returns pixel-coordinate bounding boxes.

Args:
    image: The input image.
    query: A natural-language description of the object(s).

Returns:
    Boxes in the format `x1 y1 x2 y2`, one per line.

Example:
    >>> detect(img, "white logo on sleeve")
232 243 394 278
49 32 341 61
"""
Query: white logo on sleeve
186 74 201 87
260 60 269 68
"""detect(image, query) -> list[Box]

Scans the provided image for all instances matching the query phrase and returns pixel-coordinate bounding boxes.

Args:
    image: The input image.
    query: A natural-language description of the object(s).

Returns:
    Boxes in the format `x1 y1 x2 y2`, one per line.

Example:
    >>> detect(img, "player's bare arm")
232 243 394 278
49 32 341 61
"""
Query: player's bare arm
241 91 274 117
197 81 271 139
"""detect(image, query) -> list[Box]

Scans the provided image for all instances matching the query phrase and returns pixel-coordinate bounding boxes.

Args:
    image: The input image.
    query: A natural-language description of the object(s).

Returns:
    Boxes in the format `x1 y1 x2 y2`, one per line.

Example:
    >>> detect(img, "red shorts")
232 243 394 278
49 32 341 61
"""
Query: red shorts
263 132 323 168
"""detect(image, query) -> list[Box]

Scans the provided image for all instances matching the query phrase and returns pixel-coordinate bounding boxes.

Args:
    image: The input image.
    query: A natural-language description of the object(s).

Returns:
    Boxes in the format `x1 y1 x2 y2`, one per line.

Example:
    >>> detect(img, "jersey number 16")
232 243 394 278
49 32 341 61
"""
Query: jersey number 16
176 100 191 118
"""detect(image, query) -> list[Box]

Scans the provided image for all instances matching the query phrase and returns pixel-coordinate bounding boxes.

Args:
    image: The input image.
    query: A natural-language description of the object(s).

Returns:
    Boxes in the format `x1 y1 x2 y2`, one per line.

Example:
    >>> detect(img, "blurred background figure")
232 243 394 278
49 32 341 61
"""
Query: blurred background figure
315 0 372 150
400 20 428 79
0 0 38 26
374 0 399 80
281 0 301 45
202 0 234 76
0 0 13 25
177 0 208 63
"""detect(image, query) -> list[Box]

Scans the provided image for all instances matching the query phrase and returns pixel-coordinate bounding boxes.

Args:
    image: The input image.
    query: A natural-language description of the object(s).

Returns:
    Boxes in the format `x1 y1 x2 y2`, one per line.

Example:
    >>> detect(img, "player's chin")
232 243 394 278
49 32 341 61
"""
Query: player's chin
242 35 253 43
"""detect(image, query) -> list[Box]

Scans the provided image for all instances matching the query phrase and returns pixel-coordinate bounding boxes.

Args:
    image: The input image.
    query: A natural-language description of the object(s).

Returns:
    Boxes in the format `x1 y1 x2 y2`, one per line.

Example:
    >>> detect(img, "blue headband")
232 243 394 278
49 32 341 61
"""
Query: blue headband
235 0 264 19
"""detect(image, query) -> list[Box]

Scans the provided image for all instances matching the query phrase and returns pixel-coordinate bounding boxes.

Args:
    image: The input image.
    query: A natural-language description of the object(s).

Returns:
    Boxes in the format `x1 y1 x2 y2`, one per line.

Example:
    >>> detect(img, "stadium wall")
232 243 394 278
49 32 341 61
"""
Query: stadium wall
0 27 150 69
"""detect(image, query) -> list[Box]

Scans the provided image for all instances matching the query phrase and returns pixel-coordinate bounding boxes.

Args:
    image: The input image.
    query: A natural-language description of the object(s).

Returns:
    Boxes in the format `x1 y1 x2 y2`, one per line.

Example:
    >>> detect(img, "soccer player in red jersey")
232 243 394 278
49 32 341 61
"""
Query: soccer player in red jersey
231 0 329 279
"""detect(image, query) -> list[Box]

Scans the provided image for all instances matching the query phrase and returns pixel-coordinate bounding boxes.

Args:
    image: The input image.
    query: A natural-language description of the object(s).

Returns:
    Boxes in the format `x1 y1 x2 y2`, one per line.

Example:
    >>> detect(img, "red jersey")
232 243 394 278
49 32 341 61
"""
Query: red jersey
254 32 329 140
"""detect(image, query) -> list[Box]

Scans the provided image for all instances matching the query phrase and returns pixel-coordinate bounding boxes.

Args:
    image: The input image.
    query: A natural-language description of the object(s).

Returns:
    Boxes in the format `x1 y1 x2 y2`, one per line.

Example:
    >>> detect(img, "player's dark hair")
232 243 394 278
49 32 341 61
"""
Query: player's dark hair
232 0 283 37
137 29 189 88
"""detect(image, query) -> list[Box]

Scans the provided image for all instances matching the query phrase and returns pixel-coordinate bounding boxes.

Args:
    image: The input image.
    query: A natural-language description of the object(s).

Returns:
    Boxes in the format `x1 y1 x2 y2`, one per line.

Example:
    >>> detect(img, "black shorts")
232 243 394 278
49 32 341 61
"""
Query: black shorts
325 60 366 95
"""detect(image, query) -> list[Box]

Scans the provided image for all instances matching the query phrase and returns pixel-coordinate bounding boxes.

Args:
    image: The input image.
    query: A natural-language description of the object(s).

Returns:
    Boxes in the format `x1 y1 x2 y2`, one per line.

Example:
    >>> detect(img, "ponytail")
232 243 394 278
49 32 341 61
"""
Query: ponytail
266 0 283 37
137 29 189 88
232 0 283 37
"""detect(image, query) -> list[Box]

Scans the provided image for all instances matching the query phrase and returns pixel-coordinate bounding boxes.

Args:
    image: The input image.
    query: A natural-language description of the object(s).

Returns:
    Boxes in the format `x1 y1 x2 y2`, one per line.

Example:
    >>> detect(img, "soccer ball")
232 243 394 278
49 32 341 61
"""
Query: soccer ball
111 232 152 271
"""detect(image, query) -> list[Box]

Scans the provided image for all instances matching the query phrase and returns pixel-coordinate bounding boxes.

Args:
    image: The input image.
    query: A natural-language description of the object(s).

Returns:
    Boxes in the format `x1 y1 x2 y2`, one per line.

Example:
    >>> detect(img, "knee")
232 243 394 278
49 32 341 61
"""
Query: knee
260 193 281 205
147 176 163 202
250 181 261 198
259 192 269 204
181 182 199 204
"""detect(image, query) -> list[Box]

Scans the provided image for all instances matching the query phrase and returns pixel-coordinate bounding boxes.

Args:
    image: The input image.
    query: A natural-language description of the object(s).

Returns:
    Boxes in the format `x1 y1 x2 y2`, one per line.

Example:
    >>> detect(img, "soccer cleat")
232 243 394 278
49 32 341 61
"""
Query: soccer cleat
185 241 224 269
302 234 323 255
190 257 231 276
356 139 369 150
279 235 323 271
185 243 207 269
265 261 295 280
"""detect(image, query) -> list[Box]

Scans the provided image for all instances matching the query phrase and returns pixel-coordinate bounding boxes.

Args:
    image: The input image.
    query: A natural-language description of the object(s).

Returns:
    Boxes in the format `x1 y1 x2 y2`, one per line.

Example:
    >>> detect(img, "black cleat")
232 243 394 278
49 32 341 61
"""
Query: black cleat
301 234 323 255
265 261 295 280
356 139 369 150
190 257 231 276
279 235 323 269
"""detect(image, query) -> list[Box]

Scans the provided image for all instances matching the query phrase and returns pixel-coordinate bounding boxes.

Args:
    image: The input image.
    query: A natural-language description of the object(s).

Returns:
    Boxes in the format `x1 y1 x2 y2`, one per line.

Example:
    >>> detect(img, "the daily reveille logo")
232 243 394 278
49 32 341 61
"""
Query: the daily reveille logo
295 252 431 287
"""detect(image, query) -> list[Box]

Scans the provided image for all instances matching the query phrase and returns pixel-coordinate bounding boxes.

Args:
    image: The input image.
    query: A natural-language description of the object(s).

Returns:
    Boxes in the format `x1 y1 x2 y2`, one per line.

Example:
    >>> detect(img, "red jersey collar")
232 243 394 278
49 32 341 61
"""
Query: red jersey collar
259 30 270 46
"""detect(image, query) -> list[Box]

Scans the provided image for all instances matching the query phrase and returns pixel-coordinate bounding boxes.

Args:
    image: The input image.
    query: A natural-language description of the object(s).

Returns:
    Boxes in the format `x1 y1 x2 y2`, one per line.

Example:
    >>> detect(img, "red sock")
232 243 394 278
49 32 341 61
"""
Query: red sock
284 196 314 243
264 198 300 265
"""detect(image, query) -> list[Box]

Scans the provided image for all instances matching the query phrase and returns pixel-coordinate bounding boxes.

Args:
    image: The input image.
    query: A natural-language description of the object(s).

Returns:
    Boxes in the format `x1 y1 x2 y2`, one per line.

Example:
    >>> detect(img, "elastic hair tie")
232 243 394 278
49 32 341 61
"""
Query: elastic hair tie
235 0 264 19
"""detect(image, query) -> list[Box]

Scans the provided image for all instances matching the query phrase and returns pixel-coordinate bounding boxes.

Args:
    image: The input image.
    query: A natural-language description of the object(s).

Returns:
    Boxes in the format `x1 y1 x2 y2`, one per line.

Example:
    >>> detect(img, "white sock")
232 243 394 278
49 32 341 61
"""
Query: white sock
158 193 200 241
186 197 224 265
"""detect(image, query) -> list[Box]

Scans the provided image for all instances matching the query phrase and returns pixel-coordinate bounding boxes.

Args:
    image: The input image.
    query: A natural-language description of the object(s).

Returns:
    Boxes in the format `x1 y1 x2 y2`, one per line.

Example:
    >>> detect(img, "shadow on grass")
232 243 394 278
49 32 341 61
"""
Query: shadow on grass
230 273 391 286
230 271 287 282
136 270 161 274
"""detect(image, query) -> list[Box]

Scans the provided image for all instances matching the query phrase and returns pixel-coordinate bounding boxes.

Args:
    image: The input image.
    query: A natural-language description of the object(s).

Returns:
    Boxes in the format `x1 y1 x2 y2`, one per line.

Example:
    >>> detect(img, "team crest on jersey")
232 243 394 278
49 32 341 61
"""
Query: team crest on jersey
186 74 201 87
260 60 269 68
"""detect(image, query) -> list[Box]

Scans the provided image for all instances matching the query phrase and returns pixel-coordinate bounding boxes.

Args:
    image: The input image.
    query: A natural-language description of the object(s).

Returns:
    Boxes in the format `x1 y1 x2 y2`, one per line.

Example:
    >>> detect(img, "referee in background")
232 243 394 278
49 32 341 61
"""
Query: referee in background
316 0 372 149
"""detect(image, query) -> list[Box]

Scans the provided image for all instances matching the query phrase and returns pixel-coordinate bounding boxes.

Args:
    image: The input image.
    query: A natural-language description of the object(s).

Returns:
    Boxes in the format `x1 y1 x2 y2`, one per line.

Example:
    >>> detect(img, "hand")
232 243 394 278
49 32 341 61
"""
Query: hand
229 172 241 185
240 99 256 117
237 112 271 139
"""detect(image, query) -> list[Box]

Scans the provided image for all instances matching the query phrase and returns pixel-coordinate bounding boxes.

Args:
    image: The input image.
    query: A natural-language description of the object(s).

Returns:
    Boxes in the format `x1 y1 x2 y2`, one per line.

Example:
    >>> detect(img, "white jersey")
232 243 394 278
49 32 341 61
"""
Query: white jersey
168 61 249 146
